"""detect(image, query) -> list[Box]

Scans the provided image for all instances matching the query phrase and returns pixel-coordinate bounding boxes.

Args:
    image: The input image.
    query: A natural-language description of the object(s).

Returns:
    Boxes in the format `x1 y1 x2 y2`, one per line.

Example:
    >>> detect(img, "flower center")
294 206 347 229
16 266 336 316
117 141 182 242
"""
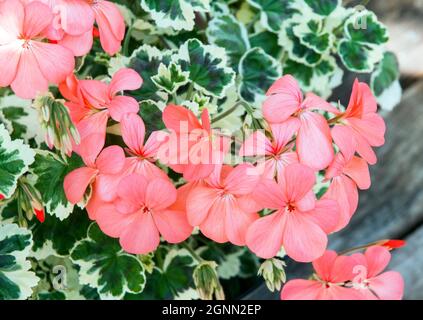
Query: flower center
286 202 296 213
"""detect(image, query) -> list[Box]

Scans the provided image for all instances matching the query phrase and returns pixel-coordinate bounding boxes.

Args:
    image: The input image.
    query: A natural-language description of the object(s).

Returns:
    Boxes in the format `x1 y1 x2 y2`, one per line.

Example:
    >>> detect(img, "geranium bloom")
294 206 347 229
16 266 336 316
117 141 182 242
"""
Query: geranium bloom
331 80 386 165
239 119 299 180
40 0 125 55
246 164 340 262
262 75 339 170
160 104 230 181
59 68 142 154
186 164 261 245
281 250 363 300
350 246 404 300
0 0 75 99
323 152 370 231
64 134 125 204
96 173 193 254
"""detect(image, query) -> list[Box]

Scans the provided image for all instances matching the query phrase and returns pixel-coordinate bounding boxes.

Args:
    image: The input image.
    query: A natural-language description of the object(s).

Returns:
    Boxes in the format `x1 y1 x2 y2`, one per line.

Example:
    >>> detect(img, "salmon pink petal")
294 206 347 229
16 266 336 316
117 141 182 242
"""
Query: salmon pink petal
23 1 53 38
109 68 143 96
246 211 285 259
345 80 377 117
96 145 125 174
79 80 110 109
163 104 202 133
369 271 404 300
282 212 327 262
77 133 104 167
252 178 286 209
297 111 334 170
153 210 193 243
183 163 216 182
239 131 272 157
186 185 218 226
332 125 356 160
365 246 391 278
319 285 364 300
237 195 263 213
324 175 358 232
281 280 323 300
59 30 93 57
303 199 340 234
263 94 299 124
60 0 94 35
74 111 108 158
331 254 362 283
270 118 300 151
201 109 211 133
343 156 371 190
108 96 139 122
224 164 260 196
352 130 378 165
96 204 134 238
85 182 106 220
119 213 160 254
145 179 177 211
64 167 98 204
117 173 148 207
224 197 259 245
143 131 167 158
169 181 199 212
59 74 81 103
295 190 316 212
0 0 24 43
312 251 338 281
199 199 229 243
11 49 48 99
121 114 145 155
348 113 386 147
95 172 123 202
131 158 169 181
281 163 316 203
0 43 21 87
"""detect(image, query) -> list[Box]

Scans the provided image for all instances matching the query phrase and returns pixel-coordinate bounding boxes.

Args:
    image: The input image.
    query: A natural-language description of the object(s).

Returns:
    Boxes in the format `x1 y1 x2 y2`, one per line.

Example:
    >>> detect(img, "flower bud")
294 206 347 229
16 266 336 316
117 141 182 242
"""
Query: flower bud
193 261 225 300
258 258 287 292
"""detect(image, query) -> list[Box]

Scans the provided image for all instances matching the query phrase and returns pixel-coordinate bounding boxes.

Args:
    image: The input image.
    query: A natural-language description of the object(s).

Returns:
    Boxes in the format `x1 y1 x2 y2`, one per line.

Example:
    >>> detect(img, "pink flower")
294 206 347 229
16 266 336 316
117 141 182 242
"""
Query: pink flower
323 152 370 231
64 134 125 204
239 119 299 180
160 104 230 181
186 164 261 245
331 79 386 165
350 246 404 300
281 250 364 300
262 75 339 170
246 164 340 262
0 0 75 99
96 173 193 254
59 68 142 154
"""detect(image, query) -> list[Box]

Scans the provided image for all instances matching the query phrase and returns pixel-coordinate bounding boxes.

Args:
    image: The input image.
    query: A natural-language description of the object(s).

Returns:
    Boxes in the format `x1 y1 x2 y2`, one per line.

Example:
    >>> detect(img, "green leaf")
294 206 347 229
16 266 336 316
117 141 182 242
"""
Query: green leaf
70 223 146 299
303 0 340 16
174 39 236 98
206 13 250 68
344 11 389 45
249 31 281 57
31 207 91 257
338 39 383 73
238 47 282 106
0 124 35 199
294 19 333 54
371 52 402 110
31 151 83 220
127 45 173 101
151 62 190 94
140 0 210 31
0 223 39 299
247 0 298 32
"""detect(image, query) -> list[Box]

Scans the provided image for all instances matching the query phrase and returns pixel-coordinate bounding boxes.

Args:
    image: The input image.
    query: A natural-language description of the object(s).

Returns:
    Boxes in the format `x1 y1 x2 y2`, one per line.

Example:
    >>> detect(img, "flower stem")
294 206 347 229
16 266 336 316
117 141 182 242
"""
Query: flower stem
181 242 204 263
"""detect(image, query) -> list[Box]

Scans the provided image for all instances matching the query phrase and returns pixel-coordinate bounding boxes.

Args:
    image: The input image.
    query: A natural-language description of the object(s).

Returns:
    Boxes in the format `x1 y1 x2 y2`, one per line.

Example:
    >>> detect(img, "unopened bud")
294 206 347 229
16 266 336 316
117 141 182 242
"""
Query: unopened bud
193 261 225 300
258 258 286 292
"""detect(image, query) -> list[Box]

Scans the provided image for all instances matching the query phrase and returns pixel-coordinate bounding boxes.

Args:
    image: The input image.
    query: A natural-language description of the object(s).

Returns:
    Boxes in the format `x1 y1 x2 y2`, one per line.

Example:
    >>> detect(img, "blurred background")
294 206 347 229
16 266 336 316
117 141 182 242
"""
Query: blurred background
245 0 423 300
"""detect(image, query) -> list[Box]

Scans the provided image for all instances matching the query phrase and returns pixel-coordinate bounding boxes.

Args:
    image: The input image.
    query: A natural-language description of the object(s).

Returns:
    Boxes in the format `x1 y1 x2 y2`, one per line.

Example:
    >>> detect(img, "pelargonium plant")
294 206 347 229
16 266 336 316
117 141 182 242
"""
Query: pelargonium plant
0 0 405 300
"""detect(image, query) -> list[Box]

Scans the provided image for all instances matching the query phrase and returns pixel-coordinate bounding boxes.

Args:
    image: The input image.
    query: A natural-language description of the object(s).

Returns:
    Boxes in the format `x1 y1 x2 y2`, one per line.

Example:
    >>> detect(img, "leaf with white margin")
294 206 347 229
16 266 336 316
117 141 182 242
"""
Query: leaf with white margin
293 19 334 54
207 13 250 68
30 151 83 220
371 52 402 111
173 39 236 98
238 47 282 107
0 95 44 146
70 223 146 300
337 39 384 73
247 0 299 33
303 0 340 16
140 0 210 31
151 62 190 94
0 124 35 199
0 223 39 299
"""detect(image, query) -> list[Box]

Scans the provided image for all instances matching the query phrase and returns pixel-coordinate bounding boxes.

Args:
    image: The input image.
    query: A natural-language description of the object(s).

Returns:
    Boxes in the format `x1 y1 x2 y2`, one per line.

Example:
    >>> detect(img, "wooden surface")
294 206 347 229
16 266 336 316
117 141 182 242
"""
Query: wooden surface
243 81 423 300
